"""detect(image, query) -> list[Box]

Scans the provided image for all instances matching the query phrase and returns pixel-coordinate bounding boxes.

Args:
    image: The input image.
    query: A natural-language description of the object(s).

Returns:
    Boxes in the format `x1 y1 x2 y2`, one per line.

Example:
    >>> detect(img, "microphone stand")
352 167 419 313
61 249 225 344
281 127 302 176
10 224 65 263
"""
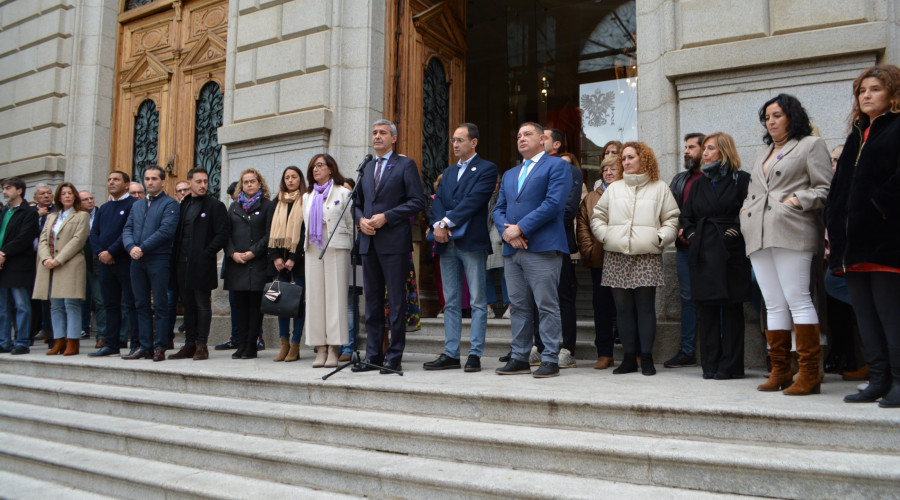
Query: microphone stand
322 154 402 379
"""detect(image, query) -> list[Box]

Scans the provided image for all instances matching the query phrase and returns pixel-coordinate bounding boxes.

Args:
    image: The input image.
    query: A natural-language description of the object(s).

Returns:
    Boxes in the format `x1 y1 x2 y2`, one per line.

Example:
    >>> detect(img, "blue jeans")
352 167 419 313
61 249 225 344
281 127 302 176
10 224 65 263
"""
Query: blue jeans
0 288 31 350
439 242 488 358
130 258 171 351
50 298 83 340
825 268 851 305
278 275 306 344
675 247 697 355
342 286 362 355
485 267 509 305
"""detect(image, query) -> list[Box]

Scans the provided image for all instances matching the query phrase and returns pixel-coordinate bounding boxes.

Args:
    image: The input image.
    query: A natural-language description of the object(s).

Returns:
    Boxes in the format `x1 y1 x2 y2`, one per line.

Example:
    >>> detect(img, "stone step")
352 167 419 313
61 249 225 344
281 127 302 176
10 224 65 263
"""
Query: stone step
0 471 118 500
0 402 751 500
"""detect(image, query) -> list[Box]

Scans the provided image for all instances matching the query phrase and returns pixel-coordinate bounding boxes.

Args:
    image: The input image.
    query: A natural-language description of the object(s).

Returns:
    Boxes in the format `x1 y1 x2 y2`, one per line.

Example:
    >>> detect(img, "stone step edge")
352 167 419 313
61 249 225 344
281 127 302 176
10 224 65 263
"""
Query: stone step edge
0 470 119 500
0 406 755 500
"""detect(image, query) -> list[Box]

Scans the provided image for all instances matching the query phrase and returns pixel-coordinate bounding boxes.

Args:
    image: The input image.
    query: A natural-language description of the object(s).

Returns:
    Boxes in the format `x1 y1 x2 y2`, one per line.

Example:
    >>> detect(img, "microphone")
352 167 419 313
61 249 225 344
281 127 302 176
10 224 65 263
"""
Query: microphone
357 154 373 172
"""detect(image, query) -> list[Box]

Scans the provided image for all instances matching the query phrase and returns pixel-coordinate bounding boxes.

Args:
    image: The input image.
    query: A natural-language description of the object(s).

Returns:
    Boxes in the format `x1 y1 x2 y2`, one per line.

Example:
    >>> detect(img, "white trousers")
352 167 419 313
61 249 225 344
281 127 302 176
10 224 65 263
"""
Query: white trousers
749 247 819 330
304 247 350 346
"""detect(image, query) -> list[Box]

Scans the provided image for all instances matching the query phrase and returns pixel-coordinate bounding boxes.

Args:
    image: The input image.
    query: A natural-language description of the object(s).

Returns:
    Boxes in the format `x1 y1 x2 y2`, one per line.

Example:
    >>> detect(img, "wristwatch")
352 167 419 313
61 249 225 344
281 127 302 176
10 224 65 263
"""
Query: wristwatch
438 221 448 229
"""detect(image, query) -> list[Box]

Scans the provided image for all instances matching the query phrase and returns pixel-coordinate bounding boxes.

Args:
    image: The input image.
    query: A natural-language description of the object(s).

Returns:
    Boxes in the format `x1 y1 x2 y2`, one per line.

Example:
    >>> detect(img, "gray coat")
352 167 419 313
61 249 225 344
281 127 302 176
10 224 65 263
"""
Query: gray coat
740 135 832 256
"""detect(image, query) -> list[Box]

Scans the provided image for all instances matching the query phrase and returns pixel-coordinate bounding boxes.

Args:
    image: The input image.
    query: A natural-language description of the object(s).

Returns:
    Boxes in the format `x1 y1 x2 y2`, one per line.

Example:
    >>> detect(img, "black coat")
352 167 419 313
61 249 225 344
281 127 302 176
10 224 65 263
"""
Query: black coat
267 201 304 281
171 194 229 291
681 170 752 304
0 203 38 289
824 111 900 271
224 196 274 292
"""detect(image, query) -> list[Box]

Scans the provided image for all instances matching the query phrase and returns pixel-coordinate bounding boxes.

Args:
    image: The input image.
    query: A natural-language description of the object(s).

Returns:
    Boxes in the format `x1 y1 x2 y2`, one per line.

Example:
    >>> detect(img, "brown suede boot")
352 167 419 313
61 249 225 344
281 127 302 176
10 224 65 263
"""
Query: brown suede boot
593 356 614 369
324 346 339 368
285 343 300 362
273 338 290 362
63 338 79 356
167 344 196 360
312 346 327 368
46 338 66 355
783 324 822 396
193 345 209 360
758 330 793 391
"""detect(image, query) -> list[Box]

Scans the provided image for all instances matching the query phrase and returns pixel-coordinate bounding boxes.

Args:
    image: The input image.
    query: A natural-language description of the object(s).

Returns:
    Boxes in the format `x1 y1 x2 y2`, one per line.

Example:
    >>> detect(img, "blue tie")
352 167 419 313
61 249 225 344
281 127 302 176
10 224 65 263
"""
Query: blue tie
517 160 533 193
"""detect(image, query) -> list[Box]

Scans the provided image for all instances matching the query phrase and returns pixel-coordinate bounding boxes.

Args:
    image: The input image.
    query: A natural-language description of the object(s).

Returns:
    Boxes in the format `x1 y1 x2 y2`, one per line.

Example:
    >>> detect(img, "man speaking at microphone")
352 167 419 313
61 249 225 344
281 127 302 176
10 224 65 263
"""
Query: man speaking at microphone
352 119 426 374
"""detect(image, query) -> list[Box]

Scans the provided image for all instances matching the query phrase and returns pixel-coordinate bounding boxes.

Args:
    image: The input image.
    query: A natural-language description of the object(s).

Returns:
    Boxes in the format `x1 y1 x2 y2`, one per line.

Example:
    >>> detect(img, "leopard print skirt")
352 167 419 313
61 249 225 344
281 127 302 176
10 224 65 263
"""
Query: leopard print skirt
601 251 664 288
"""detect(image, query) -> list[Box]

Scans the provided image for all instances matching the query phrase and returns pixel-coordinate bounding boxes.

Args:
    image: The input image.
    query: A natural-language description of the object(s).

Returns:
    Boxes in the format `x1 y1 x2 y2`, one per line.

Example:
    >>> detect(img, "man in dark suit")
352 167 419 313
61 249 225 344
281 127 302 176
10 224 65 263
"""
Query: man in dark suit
79 190 107 344
167 168 228 361
30 184 55 341
492 122 571 378
122 166 180 362
352 119 426 374
424 123 498 373
0 178 39 354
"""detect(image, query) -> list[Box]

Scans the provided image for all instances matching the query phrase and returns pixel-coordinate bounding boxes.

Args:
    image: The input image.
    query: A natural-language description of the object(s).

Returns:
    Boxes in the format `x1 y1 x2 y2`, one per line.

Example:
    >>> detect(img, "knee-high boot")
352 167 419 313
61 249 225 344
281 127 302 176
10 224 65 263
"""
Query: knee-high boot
758 330 793 391
783 324 822 396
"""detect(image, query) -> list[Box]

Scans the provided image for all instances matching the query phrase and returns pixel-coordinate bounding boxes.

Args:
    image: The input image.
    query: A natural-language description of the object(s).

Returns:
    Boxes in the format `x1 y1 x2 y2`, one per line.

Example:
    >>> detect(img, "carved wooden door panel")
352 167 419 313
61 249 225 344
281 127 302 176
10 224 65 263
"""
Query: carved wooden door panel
112 0 227 196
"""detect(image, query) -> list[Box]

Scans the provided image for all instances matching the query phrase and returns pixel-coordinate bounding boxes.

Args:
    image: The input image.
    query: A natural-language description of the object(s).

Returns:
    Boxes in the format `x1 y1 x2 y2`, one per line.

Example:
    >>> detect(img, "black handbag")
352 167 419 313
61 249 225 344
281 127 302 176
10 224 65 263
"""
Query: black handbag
260 278 304 317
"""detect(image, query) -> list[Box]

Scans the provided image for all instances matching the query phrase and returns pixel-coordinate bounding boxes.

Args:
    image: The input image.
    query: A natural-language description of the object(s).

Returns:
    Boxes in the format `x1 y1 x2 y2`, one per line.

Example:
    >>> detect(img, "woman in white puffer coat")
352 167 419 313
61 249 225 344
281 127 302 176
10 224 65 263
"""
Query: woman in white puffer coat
591 141 680 375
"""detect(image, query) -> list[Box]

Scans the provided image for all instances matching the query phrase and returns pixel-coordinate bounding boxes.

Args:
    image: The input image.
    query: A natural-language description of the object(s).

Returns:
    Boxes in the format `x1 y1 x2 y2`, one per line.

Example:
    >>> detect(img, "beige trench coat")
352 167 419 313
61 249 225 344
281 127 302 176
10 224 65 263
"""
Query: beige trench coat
32 210 90 300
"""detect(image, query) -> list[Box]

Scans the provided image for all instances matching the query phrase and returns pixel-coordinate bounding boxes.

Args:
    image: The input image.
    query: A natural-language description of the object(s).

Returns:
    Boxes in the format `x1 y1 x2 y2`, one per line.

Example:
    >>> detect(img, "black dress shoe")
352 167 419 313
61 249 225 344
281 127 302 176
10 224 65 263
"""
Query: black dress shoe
464 355 481 372
88 346 119 357
351 358 382 372
215 339 238 350
423 354 460 370
122 348 151 360
498 350 511 362
495 358 531 375
702 372 715 380
532 361 559 378
380 359 402 374
0 346 11 354
10 346 29 355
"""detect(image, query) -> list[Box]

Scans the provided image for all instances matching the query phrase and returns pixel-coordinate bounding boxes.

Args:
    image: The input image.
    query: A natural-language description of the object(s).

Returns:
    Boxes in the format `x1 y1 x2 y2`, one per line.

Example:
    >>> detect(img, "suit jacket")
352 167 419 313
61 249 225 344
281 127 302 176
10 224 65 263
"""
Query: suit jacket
170 194 229 291
430 154 498 254
563 162 584 254
123 193 180 260
353 153 426 255
90 196 137 261
492 153 571 256
302 184 355 252
739 135 832 255
0 203 38 289
33 210 90 300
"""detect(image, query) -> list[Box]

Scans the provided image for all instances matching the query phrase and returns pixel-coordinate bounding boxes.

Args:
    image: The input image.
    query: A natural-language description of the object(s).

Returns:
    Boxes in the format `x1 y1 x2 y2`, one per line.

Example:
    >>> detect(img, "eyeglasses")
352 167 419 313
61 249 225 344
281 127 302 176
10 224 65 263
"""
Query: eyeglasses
313 162 329 170
177 188 190 193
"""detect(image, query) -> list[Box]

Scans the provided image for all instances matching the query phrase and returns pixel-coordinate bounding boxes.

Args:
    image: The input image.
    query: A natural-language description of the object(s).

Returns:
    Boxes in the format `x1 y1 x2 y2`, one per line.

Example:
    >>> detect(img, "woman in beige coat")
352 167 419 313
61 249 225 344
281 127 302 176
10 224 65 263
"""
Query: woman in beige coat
302 154 354 368
33 182 90 356
591 142 680 375
740 93 832 396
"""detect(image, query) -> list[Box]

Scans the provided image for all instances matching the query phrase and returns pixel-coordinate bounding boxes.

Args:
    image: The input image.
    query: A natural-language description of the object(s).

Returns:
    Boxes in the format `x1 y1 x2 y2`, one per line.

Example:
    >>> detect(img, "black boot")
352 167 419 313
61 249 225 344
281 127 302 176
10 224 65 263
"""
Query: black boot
613 353 638 374
845 360 890 403
641 352 656 376
878 349 900 408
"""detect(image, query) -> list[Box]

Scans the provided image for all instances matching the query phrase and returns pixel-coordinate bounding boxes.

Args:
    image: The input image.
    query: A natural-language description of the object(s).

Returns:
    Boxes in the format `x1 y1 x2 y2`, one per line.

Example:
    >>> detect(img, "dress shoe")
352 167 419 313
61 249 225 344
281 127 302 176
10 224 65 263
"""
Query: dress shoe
613 353 638 374
89 345 119 357
339 353 352 362
423 353 461 370
193 345 209 360
215 339 238 350
495 359 531 375
380 359 402 374
11 346 30 355
168 345 196 360
498 350 511 362
593 356 614 369
640 353 656 376
94 338 105 349
532 361 559 378
153 348 166 362
702 372 715 380
122 348 151 360
351 359 382 372
464 355 481 372
842 365 869 381
0 346 11 354
256 337 265 351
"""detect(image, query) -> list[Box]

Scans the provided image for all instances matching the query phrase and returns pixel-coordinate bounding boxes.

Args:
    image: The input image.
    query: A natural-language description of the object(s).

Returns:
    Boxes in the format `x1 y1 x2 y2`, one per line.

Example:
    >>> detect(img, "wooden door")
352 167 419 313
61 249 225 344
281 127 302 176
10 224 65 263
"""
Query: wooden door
112 0 227 197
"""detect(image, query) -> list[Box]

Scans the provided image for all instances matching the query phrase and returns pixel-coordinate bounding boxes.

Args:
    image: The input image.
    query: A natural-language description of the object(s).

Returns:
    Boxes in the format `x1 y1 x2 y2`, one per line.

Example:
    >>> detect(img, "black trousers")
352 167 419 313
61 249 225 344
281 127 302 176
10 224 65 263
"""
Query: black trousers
362 250 408 363
845 271 900 379
697 302 745 377
590 267 616 357
179 286 212 346
232 290 263 355
611 287 655 355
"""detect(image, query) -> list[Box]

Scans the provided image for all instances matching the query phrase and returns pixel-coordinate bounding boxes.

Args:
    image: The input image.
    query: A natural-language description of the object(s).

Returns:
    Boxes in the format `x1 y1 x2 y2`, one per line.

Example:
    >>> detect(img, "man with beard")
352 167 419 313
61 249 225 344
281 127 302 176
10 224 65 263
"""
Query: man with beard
664 132 705 368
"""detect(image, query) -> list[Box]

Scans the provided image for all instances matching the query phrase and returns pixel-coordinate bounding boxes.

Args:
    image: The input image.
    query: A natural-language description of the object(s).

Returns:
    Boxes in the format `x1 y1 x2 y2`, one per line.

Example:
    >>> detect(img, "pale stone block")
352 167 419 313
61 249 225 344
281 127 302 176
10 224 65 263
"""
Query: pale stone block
771 0 869 34
0 26 17 57
341 0 371 28
339 28 369 68
259 0 286 9
304 30 329 72
76 35 101 66
9 127 65 162
256 36 305 82
679 0 767 47
0 48 36 82
38 6 74 39
233 81 278 122
338 67 369 108
234 49 256 86
282 0 331 38
1 0 42 28
237 0 258 14
0 138 9 164
235 5 281 50
36 36 71 69
218 108 332 145
279 70 329 113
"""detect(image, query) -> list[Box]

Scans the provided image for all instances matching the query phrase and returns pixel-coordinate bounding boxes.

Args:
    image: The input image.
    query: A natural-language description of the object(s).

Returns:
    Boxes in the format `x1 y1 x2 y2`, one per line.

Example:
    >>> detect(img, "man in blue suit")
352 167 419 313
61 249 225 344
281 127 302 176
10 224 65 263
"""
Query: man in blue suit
492 122 571 378
424 123 498 373
352 119 426 374
122 166 180 362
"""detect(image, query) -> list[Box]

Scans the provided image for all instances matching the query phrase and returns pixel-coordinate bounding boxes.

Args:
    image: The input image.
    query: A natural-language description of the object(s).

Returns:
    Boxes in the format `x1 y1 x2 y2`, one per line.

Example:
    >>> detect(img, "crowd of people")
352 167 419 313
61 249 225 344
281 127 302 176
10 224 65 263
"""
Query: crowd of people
0 65 897 407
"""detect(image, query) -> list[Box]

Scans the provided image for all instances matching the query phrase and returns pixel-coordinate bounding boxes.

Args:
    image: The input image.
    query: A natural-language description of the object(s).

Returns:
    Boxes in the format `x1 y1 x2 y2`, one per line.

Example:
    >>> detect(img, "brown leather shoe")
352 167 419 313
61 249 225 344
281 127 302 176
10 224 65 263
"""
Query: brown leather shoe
122 348 151 360
168 344 196 360
193 345 209 360
95 338 105 349
338 353 351 362
593 356 614 369
153 348 166 362
842 364 869 381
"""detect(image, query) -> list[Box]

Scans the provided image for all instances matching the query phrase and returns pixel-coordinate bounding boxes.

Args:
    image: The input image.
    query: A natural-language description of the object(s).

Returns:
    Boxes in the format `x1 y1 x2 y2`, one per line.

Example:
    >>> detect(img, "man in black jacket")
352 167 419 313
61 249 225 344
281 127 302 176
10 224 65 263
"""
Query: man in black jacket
0 178 39 354
167 168 229 361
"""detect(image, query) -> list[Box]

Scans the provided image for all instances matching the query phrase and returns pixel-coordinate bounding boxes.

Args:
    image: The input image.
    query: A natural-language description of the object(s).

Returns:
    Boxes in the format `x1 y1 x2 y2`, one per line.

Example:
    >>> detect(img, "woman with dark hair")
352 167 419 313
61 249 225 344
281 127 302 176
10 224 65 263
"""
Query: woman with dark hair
741 93 832 395
224 168 274 359
681 132 751 380
33 182 90 356
302 154 353 368
591 142 680 375
268 166 307 362
825 65 900 407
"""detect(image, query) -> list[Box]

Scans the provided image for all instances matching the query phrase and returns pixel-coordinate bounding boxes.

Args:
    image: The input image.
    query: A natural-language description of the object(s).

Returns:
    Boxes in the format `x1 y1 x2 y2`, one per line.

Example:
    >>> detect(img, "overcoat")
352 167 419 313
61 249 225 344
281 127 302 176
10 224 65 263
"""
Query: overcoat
0 203 38 289
32 210 90 299
224 196 274 292
170 194 229 291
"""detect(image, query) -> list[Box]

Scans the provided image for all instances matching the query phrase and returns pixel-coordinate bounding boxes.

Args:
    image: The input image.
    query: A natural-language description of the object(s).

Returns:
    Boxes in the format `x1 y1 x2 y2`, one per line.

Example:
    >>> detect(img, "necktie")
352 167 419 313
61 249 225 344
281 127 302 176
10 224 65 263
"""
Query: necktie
517 160 533 193
374 157 384 190
457 161 468 182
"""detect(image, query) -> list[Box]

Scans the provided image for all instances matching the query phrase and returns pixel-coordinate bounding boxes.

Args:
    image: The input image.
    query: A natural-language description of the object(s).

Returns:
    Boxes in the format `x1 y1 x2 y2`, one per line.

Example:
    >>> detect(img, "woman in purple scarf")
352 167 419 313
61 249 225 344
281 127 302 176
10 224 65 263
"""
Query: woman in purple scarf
302 154 354 368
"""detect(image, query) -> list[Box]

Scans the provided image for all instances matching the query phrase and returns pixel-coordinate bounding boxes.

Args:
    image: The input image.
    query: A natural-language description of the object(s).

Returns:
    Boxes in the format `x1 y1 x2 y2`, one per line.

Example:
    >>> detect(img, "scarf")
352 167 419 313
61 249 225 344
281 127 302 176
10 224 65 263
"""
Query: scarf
269 190 303 252
238 190 262 212
701 160 730 183
308 180 333 249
